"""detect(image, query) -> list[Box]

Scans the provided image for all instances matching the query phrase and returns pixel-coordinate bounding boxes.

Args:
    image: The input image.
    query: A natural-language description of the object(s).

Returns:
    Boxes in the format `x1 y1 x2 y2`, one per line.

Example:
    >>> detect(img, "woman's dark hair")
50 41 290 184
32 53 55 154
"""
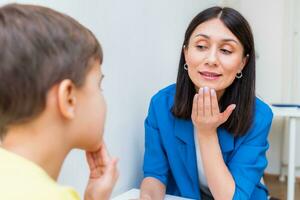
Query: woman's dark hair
172 6 255 136
0 4 102 136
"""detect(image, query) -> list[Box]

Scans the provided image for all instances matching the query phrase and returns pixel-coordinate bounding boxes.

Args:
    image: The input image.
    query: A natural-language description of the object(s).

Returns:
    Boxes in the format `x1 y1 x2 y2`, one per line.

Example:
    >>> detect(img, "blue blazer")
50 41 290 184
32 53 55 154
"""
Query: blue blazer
143 84 273 200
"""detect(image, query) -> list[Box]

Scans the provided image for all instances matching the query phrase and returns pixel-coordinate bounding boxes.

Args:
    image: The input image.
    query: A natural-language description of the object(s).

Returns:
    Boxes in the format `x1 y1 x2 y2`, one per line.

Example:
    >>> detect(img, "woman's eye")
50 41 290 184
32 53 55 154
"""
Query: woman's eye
220 49 232 55
196 45 207 50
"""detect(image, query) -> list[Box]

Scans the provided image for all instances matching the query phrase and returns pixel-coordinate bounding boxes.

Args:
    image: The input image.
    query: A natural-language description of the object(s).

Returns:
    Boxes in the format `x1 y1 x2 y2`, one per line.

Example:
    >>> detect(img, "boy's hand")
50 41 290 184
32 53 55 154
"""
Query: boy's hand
84 143 119 200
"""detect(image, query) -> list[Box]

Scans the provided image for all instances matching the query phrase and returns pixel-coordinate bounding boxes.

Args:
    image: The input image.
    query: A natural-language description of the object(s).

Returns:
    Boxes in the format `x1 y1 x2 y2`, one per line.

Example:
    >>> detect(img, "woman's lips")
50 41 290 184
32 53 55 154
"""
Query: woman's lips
199 71 222 80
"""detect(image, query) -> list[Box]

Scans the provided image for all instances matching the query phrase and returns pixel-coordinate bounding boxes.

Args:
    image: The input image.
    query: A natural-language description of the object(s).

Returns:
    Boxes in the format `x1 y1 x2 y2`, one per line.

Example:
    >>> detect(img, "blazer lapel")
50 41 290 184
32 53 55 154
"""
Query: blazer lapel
173 119 234 194
174 118 200 197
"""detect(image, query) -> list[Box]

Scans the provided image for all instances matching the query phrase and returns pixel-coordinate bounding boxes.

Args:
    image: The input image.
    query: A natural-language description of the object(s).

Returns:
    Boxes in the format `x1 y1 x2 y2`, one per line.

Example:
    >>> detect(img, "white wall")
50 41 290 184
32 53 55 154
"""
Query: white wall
0 0 218 198
293 1 300 105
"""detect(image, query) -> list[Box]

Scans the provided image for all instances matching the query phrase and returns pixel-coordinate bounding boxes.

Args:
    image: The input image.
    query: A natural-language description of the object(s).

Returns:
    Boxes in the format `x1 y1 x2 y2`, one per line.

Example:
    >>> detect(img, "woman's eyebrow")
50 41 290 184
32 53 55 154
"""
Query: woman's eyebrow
194 33 238 44
222 38 238 44
194 33 210 39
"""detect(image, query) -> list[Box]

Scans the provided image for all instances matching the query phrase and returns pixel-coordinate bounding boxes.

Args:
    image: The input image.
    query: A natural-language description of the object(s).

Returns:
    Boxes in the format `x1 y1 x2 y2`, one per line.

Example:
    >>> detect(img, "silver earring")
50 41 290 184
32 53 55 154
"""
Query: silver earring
184 63 188 70
236 72 243 79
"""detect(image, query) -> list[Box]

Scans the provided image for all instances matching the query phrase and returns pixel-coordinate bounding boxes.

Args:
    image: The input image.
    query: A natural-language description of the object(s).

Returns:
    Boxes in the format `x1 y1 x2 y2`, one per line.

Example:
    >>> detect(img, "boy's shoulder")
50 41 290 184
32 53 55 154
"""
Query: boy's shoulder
0 148 80 200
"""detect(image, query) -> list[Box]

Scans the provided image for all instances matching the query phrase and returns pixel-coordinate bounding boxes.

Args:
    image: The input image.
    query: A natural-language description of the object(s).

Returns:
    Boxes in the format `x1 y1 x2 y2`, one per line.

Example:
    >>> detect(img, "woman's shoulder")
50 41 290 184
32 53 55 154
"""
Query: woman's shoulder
254 97 273 121
242 97 274 138
147 84 176 116
151 83 176 104
234 97 273 143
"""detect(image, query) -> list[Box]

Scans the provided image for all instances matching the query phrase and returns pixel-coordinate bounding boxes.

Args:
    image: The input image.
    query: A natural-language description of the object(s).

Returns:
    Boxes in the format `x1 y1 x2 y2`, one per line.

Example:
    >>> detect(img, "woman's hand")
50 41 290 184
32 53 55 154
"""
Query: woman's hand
84 142 119 200
191 87 236 135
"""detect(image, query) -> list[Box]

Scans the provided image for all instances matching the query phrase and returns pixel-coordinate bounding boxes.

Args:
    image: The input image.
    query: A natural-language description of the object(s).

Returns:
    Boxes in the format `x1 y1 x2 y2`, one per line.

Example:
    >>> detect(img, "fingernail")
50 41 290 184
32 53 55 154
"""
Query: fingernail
210 89 216 96
199 87 203 93
204 87 209 93
232 104 236 109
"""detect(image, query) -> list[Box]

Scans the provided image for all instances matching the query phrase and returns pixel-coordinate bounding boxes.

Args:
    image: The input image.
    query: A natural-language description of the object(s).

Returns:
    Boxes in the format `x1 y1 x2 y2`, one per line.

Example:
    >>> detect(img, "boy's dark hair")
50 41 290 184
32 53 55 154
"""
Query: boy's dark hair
0 4 103 136
172 6 255 137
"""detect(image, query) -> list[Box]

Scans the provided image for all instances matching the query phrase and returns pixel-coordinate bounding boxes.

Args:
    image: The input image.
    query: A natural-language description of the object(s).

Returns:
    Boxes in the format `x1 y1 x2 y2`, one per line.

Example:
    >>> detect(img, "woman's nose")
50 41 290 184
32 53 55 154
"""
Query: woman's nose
205 48 219 67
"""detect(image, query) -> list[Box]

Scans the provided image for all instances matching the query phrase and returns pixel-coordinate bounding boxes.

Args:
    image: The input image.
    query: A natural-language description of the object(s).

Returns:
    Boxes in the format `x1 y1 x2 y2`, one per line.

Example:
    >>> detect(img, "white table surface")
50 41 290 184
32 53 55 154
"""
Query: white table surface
112 189 193 200
271 105 300 117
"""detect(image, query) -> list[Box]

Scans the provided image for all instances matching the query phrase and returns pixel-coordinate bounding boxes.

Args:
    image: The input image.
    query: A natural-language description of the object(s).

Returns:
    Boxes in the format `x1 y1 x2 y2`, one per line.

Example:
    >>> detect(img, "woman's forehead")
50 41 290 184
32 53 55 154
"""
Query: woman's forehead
191 18 239 43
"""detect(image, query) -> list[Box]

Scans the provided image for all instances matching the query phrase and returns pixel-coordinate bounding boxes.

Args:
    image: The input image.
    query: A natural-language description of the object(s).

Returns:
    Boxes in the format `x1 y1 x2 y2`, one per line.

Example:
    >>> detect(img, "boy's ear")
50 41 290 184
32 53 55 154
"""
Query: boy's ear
57 79 77 119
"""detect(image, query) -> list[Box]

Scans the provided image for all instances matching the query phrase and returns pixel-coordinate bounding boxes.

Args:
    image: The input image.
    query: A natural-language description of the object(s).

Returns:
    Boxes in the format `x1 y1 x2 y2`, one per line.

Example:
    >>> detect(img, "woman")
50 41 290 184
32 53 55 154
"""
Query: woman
140 6 273 200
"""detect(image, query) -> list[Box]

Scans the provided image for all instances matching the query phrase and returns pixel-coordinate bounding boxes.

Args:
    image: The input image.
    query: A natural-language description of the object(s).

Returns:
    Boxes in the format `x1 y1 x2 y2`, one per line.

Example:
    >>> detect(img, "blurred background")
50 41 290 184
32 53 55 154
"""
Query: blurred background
0 0 299 199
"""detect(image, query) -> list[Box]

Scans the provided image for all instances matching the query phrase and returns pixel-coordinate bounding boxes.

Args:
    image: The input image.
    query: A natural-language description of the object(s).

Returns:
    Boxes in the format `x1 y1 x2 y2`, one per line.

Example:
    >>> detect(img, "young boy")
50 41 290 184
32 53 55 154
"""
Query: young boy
0 3 118 200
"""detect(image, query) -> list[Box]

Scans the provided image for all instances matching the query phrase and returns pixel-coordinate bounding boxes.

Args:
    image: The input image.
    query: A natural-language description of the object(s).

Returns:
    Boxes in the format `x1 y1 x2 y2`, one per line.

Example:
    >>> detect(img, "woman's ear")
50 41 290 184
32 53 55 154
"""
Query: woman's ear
183 44 188 61
240 54 249 71
57 79 77 120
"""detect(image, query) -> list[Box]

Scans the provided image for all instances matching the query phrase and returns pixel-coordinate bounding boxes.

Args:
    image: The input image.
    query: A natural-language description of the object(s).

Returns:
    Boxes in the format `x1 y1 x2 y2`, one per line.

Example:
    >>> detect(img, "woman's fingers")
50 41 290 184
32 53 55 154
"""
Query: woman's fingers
197 87 220 117
197 87 212 118
203 87 211 116
210 89 219 116
198 87 204 117
192 93 198 120
220 104 236 124
192 87 235 131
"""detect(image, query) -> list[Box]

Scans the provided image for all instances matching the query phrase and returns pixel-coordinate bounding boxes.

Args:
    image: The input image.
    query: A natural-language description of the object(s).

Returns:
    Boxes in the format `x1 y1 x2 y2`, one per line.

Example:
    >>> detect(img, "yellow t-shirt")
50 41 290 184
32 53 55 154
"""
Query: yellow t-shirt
0 147 81 200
